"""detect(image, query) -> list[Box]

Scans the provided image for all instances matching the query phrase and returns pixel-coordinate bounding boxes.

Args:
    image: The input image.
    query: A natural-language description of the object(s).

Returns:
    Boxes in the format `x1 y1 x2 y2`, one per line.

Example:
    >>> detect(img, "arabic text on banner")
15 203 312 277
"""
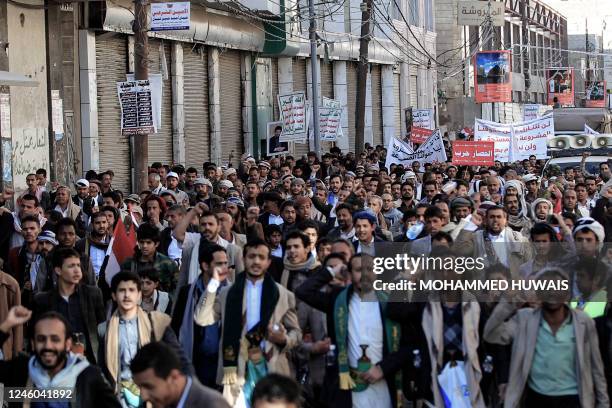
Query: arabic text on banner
457 0 504 26
511 114 553 160
452 141 495 166
117 80 154 136
523 104 540 121
322 97 345 141
127 74 162 133
319 107 342 141
413 109 434 130
474 118 512 162
151 2 190 31
411 127 433 143
475 114 553 162
278 92 307 142
385 137 414 169
585 124 600 135
385 130 446 170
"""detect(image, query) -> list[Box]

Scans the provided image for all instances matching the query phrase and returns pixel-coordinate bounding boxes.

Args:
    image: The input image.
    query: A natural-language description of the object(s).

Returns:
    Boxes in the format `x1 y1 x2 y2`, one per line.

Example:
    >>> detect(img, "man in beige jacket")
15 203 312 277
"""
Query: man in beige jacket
484 267 609 408
194 238 302 406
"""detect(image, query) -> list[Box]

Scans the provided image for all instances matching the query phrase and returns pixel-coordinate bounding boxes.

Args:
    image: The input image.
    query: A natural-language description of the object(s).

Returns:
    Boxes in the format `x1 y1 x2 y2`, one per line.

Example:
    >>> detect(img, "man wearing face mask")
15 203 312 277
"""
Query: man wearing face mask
0 306 120 408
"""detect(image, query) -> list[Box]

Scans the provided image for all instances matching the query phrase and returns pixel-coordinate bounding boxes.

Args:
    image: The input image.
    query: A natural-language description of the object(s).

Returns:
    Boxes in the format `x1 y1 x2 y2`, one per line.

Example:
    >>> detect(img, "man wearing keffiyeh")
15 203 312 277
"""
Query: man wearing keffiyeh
194 239 301 407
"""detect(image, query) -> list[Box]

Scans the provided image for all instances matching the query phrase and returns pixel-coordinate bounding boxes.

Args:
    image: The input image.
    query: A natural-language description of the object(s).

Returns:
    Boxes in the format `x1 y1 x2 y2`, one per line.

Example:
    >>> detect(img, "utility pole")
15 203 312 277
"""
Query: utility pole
355 0 372 155
308 0 321 156
586 18 591 84
133 0 149 193
486 1 498 122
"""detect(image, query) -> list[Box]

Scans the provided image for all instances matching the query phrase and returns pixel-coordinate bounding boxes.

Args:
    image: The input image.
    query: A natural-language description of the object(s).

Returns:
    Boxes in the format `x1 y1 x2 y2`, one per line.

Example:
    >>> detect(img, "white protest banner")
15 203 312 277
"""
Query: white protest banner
511 114 553 160
322 97 345 141
474 118 513 162
523 104 540 121
585 124 600 135
385 130 446 170
385 136 414 169
151 2 190 31
127 74 162 133
319 107 342 141
413 108 434 130
279 92 307 142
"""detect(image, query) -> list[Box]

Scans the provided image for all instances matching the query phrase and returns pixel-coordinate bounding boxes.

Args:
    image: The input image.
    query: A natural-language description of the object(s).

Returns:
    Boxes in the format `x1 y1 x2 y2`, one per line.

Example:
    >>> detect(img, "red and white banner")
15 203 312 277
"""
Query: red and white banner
410 126 433 143
474 119 513 162
452 141 495 166
511 114 553 160
104 217 137 286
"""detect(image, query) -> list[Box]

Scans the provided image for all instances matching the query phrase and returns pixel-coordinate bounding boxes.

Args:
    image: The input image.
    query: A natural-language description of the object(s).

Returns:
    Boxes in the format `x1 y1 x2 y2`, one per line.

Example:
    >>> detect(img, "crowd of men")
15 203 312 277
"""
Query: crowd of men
0 144 610 408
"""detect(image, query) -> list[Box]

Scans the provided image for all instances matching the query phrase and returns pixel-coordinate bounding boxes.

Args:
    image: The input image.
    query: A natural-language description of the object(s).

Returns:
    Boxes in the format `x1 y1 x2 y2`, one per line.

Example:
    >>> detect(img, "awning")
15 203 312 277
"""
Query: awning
0 71 38 87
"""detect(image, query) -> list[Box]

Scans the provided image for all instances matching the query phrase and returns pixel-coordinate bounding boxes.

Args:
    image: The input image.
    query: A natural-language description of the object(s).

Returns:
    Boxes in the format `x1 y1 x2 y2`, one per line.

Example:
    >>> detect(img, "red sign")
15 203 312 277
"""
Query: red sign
410 126 433 143
546 68 574 107
474 51 512 103
585 81 606 108
452 141 495 166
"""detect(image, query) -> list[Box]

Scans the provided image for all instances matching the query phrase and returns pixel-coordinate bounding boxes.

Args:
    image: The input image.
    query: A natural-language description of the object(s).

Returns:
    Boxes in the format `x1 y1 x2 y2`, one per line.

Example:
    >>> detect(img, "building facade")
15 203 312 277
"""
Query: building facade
541 0 611 106
0 0 438 193
436 0 568 130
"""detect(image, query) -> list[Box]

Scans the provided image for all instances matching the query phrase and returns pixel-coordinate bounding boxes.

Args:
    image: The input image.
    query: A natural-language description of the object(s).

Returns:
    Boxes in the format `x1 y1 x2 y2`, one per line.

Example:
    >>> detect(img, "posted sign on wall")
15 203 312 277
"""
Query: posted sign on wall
151 2 190 31
117 80 154 136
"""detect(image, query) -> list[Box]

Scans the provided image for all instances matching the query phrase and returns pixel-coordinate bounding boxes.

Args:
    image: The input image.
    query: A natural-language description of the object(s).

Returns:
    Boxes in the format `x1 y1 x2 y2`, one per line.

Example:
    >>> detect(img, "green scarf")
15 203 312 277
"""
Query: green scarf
222 272 279 382
334 285 402 392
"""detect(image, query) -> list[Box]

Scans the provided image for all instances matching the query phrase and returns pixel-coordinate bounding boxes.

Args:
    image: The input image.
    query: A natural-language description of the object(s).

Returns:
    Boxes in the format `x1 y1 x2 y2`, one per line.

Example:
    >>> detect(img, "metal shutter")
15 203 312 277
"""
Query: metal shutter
147 40 173 165
96 35 130 192
346 62 358 151
219 50 243 167
394 73 401 138
409 74 418 107
271 58 280 121
320 61 333 99
292 58 309 159
183 44 209 171
371 65 383 147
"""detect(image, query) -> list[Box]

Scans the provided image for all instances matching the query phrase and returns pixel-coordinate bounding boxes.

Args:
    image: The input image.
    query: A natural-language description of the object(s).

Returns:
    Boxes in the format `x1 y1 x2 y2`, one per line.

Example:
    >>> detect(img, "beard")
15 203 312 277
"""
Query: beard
36 348 68 370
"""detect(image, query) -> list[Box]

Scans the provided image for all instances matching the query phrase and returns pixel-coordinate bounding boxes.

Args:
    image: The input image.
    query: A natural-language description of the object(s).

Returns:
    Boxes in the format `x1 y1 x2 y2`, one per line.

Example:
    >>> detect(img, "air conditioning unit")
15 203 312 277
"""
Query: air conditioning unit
548 136 571 149
592 135 612 147
569 135 592 148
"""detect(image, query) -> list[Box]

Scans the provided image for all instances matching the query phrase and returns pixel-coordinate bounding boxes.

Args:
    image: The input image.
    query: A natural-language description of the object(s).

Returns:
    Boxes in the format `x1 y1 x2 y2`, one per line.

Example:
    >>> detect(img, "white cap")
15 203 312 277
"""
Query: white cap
75 179 90 188
166 172 179 179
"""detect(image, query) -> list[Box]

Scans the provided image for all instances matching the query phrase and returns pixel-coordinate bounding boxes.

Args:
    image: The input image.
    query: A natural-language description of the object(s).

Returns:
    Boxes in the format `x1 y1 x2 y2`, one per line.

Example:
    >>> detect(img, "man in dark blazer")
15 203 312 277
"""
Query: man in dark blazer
131 341 229 408
32 248 106 365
